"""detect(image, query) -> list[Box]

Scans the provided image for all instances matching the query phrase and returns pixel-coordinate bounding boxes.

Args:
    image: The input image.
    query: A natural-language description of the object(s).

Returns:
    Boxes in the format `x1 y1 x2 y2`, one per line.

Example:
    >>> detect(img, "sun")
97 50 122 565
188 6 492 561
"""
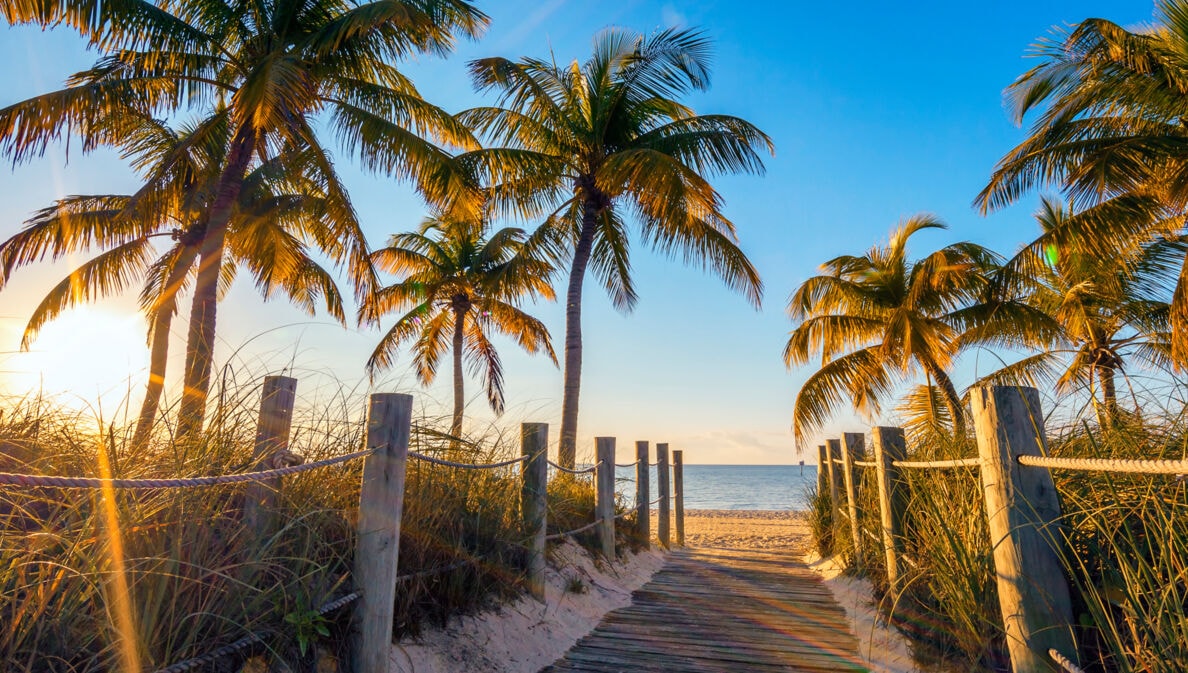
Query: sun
0 307 151 412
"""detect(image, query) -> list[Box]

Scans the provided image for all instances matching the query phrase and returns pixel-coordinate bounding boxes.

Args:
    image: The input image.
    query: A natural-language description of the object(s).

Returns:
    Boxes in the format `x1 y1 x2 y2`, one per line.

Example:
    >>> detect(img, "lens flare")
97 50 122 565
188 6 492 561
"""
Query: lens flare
96 434 141 672
1044 243 1060 267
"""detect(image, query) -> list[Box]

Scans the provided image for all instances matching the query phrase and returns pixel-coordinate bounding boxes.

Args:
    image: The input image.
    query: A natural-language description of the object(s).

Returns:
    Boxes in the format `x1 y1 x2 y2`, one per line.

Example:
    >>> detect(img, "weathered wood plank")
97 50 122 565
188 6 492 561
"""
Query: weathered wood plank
540 547 869 673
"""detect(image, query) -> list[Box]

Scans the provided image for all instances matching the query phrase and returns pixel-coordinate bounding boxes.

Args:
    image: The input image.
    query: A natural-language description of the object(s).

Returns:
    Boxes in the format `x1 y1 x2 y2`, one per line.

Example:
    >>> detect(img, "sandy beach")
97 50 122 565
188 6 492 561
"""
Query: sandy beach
391 510 918 673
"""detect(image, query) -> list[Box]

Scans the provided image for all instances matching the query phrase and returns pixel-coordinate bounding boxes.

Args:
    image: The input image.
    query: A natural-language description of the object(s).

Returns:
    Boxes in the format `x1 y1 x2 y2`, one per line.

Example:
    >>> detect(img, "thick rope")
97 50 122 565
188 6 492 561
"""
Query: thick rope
615 460 641 468
1049 648 1086 673
892 457 981 469
545 519 602 540
0 450 372 490
852 460 876 468
547 460 597 475
152 592 359 673
862 527 880 544
1019 454 1188 475
408 452 526 470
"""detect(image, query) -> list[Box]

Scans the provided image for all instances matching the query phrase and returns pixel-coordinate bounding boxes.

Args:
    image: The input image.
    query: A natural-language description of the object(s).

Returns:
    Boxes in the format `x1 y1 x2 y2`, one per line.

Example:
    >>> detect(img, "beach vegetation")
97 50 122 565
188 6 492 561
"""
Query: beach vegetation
361 206 557 436
458 27 772 466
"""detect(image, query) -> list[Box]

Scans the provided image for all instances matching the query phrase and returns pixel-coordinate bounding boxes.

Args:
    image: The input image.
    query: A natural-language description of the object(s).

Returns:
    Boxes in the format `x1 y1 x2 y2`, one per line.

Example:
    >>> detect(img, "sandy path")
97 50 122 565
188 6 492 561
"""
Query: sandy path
389 511 919 673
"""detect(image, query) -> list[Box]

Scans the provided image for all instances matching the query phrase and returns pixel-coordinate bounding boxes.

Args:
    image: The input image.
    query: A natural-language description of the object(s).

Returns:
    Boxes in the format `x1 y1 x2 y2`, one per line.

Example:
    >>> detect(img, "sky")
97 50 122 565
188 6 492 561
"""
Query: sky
0 0 1160 464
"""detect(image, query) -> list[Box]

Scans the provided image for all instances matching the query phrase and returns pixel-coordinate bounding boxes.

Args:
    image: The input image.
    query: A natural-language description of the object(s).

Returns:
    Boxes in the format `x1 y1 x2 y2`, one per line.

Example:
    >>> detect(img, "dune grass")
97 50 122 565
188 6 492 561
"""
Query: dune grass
807 407 1188 673
0 380 607 672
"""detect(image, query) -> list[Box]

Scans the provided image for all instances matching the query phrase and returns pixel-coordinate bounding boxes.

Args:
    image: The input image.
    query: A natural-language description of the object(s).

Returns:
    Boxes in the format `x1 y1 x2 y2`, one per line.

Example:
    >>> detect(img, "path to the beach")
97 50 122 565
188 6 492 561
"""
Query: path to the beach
540 524 870 673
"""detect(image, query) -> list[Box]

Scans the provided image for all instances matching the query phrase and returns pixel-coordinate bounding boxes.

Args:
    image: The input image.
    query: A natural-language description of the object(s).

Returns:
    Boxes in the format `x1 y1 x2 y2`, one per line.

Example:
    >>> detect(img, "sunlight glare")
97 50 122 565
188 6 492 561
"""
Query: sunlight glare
1 308 151 409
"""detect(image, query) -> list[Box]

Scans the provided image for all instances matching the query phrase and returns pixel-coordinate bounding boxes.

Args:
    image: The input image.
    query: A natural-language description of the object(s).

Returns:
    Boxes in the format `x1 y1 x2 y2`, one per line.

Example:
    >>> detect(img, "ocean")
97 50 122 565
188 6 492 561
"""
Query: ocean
613 464 818 511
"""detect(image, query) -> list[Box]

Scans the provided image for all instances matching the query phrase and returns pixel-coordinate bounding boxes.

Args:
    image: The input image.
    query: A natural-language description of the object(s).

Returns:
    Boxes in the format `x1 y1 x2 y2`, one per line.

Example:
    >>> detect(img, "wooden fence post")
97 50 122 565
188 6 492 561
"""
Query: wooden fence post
521 423 549 600
244 375 297 538
673 450 685 547
351 393 412 673
596 437 616 560
972 385 1077 673
816 445 828 496
657 442 671 548
825 439 843 553
841 432 866 568
636 441 650 548
872 426 907 596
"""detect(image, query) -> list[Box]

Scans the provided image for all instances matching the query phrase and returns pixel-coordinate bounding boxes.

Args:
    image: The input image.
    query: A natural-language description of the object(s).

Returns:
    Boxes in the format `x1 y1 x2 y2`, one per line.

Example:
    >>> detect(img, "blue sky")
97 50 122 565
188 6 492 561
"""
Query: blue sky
0 1 1158 463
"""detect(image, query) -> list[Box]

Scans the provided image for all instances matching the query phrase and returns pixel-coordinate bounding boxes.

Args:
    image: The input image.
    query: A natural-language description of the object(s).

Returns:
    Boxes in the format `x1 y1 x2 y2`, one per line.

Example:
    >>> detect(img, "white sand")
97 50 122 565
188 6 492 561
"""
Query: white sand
388 511 919 673
389 540 664 673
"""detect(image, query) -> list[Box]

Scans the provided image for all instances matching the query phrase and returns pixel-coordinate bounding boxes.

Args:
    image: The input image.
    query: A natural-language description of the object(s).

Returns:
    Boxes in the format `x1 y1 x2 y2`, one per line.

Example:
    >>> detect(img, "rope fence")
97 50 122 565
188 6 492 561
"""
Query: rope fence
892 457 980 469
0 449 373 490
548 460 598 475
2 373 692 673
545 518 602 541
818 386 1188 673
152 591 360 673
1018 454 1188 475
408 451 527 470
1049 648 1086 673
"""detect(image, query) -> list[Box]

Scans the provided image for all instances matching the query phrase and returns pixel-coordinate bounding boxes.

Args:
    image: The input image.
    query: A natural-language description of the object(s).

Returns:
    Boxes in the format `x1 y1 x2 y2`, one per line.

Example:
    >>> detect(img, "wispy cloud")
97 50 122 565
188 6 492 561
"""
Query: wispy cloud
494 0 567 51
661 4 687 27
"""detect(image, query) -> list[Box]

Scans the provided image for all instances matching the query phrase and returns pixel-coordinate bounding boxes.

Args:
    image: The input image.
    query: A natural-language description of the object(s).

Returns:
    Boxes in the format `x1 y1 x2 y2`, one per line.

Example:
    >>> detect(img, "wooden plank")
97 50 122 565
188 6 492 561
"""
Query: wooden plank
541 546 869 673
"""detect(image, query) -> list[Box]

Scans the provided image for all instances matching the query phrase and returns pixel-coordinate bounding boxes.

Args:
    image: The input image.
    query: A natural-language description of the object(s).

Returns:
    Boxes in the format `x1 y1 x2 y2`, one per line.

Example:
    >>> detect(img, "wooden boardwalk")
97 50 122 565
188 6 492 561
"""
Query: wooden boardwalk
541 546 869 672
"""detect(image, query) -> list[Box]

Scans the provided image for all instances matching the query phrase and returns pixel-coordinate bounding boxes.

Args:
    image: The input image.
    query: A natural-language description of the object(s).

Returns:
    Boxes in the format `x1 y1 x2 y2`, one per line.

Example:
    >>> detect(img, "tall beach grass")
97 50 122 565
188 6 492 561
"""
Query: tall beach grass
0 375 608 671
807 401 1188 672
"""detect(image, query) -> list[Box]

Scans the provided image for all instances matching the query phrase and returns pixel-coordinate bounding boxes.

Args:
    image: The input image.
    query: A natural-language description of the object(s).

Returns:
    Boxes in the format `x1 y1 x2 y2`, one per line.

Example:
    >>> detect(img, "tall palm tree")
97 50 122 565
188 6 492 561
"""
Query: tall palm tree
784 216 1002 444
458 27 773 466
0 0 487 437
975 1 1188 361
362 209 557 436
0 113 348 447
974 197 1175 425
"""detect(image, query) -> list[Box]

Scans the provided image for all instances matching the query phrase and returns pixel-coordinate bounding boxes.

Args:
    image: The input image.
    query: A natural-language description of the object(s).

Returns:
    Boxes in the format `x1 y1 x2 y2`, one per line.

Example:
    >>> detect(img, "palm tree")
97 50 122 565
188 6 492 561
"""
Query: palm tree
458 27 773 466
1 0 487 437
784 216 1002 444
975 1 1188 361
362 209 557 436
0 113 349 447
974 197 1175 425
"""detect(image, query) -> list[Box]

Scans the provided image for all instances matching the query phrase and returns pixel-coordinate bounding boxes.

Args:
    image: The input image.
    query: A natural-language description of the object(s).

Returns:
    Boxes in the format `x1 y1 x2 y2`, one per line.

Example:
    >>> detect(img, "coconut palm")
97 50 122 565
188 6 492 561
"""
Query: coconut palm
0 113 348 447
784 216 1004 444
458 27 773 466
973 197 1175 425
362 209 557 436
0 0 487 437
976 1 1188 361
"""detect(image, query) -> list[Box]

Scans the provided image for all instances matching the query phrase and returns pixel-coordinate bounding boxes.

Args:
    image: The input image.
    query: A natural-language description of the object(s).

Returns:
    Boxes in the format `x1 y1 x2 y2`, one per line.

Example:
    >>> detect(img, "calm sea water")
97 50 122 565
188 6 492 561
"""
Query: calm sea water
613 464 818 511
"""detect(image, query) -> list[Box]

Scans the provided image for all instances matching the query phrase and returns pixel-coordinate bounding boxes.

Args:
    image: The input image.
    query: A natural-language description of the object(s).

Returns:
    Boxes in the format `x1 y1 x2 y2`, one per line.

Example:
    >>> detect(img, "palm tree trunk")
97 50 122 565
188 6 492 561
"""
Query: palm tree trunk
451 305 466 438
558 197 600 469
924 361 966 436
131 246 198 449
1097 364 1118 426
176 126 256 441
